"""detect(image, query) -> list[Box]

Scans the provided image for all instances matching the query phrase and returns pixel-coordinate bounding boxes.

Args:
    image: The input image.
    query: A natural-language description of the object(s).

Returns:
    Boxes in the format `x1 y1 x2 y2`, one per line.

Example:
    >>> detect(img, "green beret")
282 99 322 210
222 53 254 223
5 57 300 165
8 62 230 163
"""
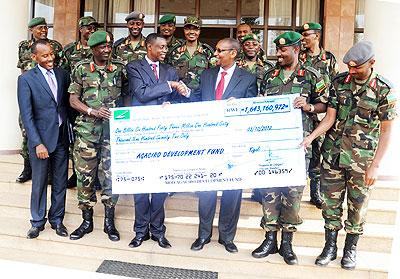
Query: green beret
299 22 322 33
184 16 201 28
241 33 260 44
159 14 176 25
88 31 112 47
78 16 98 27
343 41 375 67
125 11 145 22
28 17 47 28
274 31 301 47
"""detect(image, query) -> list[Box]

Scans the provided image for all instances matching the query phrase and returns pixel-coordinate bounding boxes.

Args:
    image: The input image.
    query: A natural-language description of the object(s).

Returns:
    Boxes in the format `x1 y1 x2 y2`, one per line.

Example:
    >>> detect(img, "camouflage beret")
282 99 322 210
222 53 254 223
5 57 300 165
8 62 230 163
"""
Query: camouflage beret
28 17 47 28
299 22 322 33
274 31 301 47
88 31 112 47
241 33 260 44
159 14 176 25
78 16 98 27
343 41 375 67
125 11 145 22
184 16 201 28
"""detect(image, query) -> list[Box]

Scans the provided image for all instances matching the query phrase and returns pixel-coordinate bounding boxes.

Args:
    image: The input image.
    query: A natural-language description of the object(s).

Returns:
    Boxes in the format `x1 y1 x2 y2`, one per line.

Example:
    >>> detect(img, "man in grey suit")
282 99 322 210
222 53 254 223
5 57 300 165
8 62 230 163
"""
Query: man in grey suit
190 38 257 253
126 33 189 249
17 39 71 239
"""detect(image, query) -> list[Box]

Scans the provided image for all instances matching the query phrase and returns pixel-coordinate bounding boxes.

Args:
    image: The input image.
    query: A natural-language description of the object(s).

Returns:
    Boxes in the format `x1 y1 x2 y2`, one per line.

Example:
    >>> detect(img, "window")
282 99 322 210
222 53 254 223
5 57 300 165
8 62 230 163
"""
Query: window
32 0 55 38
81 0 323 57
354 0 365 43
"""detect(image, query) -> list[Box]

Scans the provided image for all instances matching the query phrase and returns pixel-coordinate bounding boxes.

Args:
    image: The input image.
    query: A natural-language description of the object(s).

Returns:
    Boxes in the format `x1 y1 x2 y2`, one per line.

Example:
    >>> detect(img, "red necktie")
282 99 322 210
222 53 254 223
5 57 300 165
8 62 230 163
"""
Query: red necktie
215 71 227 100
152 63 159 80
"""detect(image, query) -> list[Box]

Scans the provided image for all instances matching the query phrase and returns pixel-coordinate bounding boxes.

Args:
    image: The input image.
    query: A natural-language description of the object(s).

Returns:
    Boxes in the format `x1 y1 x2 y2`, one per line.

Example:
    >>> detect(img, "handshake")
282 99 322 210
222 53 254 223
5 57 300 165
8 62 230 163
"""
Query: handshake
169 80 190 97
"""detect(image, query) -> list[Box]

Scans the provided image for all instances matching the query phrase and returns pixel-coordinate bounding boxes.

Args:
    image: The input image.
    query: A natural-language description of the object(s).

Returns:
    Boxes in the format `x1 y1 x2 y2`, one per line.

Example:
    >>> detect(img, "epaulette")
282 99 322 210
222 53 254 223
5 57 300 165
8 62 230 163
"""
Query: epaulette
73 59 92 70
264 67 279 79
264 60 275 68
201 42 215 54
376 74 393 89
18 40 32 49
63 41 77 53
49 39 63 49
110 58 125 67
324 50 337 63
331 72 349 83
169 43 183 54
304 65 322 79
113 37 126 48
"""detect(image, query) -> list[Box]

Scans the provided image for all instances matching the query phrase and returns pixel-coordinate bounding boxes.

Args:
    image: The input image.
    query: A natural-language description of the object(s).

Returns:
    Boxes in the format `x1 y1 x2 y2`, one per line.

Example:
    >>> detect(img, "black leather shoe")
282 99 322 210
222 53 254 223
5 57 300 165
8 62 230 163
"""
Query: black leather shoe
190 237 211 251
218 239 238 253
51 223 68 237
16 159 32 183
27 225 44 239
67 173 77 189
128 233 150 248
151 235 171 248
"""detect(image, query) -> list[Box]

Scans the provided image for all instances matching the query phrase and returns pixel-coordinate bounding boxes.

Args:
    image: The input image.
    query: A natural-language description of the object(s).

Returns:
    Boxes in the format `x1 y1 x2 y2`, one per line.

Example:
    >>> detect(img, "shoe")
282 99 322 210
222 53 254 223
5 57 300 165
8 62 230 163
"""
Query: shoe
27 225 44 239
67 173 77 189
190 237 211 251
128 233 150 248
341 234 359 270
70 208 94 240
103 205 120 241
51 223 68 237
218 239 238 253
16 159 32 183
252 231 278 258
151 235 171 248
279 232 298 265
310 180 323 209
315 229 338 266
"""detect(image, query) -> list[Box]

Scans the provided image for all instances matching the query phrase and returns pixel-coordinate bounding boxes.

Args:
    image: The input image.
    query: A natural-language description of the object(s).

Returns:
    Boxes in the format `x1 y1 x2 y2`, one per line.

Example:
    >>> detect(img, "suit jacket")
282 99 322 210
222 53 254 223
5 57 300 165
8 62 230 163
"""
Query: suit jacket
17 66 71 153
193 66 258 102
126 58 181 106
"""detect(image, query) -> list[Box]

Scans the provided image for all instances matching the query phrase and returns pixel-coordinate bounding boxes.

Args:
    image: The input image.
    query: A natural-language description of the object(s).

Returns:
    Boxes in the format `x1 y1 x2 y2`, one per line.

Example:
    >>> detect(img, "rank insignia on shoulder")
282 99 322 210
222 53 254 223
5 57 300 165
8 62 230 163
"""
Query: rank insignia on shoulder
345 74 352 83
90 62 95 73
272 69 280 77
369 78 377 90
321 53 326 61
297 69 305 77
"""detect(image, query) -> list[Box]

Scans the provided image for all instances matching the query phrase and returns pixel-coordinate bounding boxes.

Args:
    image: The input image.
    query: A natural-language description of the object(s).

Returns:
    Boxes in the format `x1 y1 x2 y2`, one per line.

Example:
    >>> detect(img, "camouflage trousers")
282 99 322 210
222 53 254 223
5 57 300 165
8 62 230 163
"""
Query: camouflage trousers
260 157 310 232
320 159 372 234
308 134 324 185
73 136 118 210
18 114 29 160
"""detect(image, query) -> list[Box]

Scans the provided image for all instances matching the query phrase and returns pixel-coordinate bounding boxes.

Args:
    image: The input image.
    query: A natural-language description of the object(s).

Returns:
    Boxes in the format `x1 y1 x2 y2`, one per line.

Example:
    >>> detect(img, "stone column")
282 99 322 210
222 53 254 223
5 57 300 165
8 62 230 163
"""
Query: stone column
54 0 80 46
364 0 400 88
323 0 356 72
0 0 29 153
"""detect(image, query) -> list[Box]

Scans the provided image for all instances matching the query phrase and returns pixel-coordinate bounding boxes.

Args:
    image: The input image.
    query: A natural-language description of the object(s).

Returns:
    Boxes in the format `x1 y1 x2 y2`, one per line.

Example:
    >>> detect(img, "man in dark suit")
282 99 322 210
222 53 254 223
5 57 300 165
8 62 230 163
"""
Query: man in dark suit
17 39 71 239
126 33 189 248
190 38 257 253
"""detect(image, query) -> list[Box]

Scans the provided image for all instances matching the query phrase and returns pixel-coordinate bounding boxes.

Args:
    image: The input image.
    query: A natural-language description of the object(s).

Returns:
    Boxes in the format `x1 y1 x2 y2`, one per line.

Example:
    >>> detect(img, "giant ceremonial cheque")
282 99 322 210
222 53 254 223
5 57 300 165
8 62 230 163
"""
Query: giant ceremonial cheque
110 95 306 194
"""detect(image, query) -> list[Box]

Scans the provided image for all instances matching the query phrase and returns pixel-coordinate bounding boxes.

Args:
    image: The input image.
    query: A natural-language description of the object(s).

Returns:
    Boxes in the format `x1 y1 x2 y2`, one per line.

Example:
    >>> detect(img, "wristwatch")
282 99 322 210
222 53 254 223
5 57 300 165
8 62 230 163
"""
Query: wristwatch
87 107 93 116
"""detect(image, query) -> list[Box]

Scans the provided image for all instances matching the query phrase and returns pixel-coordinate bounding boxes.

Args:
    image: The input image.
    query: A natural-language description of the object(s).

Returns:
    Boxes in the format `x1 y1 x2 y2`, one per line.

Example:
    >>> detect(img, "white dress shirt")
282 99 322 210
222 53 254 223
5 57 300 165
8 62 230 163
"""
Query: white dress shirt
215 63 236 94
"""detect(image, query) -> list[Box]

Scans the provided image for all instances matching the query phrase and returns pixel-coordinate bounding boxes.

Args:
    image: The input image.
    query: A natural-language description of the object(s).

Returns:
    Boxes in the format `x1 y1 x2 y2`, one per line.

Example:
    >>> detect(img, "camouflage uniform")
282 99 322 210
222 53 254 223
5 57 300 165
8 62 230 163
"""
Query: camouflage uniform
64 41 93 73
299 48 338 204
260 64 328 232
321 71 397 234
17 39 65 160
68 58 128 210
167 42 214 92
237 56 274 95
167 36 183 53
112 34 147 65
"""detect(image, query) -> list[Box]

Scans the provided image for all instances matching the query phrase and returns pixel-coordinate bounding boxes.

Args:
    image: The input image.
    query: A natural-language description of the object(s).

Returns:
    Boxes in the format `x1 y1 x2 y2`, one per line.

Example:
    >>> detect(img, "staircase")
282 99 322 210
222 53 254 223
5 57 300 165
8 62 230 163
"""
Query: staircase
0 154 399 279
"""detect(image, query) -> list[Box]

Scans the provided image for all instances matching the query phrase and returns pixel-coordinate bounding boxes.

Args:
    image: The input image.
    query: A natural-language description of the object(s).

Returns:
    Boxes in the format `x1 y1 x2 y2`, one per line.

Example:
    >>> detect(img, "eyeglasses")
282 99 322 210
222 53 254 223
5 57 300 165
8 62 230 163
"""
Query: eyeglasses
215 48 234 53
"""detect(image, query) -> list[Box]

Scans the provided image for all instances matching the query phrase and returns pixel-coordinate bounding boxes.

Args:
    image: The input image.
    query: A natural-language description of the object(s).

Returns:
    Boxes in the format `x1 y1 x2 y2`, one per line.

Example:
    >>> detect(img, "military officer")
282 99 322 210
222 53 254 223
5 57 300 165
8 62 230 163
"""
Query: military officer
252 31 328 265
112 11 147 64
236 23 252 43
64 16 98 72
16 17 65 184
167 16 214 98
158 14 183 54
302 41 397 270
68 31 128 242
299 22 339 209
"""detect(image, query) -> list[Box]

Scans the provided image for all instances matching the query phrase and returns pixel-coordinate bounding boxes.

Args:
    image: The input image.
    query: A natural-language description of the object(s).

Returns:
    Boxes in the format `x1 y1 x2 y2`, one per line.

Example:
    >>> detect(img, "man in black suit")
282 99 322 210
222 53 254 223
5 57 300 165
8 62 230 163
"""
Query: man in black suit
190 38 257 253
126 33 189 248
17 39 71 239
